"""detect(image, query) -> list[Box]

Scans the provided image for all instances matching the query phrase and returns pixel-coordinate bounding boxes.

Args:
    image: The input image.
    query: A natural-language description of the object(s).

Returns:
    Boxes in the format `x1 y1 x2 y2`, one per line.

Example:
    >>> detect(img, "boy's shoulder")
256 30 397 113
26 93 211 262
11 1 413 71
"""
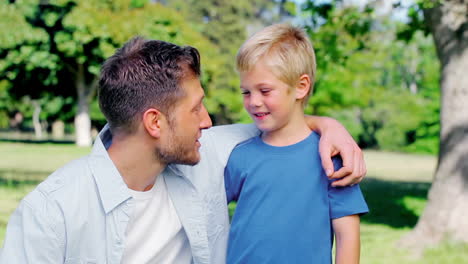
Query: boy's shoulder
228 136 260 162
232 132 321 155
308 131 321 143
232 136 259 151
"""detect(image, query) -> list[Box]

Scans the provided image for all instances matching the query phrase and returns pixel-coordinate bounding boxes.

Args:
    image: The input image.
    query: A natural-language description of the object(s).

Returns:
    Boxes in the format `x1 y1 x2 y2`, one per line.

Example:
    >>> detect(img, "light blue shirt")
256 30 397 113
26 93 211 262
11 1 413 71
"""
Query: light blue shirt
0 124 257 264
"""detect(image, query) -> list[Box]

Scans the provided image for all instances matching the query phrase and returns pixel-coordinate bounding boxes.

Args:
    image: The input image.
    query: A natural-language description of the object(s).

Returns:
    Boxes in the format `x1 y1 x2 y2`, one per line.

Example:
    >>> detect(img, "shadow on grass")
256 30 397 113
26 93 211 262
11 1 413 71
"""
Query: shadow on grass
360 177 431 228
0 169 47 187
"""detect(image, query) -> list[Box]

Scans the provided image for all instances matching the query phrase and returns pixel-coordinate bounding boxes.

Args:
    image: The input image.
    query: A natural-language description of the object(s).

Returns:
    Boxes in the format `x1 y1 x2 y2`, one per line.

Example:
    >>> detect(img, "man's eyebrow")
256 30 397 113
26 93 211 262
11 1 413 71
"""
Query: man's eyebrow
194 94 204 109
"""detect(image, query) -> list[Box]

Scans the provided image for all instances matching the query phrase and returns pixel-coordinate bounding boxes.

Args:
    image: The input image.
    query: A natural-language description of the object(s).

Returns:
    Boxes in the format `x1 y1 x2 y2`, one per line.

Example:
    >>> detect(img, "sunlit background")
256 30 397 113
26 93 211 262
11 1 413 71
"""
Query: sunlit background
1 0 467 263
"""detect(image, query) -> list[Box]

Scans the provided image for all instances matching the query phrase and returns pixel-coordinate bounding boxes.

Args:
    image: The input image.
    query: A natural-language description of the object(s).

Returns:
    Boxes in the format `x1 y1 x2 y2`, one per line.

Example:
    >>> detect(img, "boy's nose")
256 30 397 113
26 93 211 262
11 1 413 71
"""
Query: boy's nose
250 94 262 107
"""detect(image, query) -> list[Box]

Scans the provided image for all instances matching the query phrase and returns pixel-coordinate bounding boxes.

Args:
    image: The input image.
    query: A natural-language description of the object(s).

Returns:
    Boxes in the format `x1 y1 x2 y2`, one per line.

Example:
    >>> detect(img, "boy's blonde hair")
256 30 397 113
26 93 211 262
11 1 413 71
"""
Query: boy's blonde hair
236 23 316 104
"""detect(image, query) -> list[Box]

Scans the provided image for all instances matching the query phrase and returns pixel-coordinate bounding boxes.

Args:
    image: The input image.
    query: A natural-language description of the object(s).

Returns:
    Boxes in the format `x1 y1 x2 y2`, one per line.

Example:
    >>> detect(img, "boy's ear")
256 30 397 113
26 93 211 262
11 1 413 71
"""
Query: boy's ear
295 74 311 100
142 108 164 139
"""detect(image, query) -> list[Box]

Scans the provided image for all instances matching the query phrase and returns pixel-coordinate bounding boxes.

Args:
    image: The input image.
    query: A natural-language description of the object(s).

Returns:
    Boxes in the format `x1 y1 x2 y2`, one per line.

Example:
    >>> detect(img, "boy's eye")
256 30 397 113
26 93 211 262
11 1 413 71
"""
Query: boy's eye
241 90 250 95
261 89 271 94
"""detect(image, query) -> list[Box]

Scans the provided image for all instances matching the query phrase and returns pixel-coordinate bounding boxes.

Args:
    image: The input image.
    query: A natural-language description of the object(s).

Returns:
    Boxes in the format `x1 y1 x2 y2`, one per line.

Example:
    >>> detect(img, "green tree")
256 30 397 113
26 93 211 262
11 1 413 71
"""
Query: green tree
0 0 218 145
300 1 440 153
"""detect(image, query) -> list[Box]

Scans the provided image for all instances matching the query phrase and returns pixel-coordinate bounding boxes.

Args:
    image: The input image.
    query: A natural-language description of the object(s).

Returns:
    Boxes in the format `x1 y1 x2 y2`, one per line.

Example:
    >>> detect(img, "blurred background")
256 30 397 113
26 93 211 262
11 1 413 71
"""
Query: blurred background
1 0 467 263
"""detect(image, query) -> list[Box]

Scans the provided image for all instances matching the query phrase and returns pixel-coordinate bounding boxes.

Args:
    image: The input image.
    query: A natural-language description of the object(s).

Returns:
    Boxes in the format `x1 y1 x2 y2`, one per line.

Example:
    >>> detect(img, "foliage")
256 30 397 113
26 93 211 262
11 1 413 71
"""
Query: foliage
0 80 13 129
0 0 221 133
299 2 440 154
0 0 442 154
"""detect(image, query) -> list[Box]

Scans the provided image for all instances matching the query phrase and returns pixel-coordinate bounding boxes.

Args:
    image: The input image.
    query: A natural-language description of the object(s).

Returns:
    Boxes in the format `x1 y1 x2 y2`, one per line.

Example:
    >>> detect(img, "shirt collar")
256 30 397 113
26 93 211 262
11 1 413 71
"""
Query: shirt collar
167 164 184 177
88 125 132 214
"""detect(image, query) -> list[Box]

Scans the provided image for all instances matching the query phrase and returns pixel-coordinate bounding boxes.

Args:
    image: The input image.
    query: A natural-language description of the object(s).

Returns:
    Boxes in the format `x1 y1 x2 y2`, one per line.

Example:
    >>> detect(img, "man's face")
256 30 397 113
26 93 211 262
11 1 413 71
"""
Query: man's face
156 74 212 165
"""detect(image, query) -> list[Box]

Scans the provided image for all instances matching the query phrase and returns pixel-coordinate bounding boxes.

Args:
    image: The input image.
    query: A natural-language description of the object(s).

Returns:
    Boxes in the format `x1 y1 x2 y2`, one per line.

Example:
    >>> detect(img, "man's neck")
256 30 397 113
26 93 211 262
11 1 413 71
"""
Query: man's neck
107 134 166 192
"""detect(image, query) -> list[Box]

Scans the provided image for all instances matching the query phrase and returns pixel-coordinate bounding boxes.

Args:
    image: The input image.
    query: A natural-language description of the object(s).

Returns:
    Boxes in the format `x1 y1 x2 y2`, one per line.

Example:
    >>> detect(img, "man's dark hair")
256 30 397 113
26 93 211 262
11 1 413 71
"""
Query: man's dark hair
98 36 201 134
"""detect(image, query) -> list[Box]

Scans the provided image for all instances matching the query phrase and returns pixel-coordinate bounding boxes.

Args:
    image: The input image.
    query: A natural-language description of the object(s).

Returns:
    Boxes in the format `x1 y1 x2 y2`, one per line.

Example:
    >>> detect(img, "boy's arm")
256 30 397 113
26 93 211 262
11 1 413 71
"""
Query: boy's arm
305 115 366 187
332 215 361 264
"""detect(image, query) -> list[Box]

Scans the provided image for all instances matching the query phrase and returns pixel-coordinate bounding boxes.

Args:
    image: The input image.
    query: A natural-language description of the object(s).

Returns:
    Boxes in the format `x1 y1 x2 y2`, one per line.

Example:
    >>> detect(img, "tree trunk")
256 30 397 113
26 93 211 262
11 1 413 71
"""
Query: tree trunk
52 120 65 140
74 64 93 147
32 100 43 140
404 0 468 249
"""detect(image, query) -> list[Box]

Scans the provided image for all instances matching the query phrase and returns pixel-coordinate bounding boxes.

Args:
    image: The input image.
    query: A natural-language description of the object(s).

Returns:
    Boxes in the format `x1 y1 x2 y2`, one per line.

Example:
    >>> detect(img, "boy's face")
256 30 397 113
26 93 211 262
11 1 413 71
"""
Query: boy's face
240 59 299 133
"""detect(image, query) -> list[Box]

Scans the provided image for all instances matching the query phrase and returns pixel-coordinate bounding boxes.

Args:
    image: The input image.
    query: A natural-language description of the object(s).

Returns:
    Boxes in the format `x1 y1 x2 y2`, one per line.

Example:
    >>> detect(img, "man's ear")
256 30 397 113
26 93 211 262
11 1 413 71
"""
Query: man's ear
296 74 311 100
142 108 164 139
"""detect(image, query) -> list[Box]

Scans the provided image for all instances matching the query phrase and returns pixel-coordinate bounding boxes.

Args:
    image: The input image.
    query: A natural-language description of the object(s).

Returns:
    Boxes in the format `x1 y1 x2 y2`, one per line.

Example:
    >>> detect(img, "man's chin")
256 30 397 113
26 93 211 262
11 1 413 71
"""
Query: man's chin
174 155 200 166
180 159 200 166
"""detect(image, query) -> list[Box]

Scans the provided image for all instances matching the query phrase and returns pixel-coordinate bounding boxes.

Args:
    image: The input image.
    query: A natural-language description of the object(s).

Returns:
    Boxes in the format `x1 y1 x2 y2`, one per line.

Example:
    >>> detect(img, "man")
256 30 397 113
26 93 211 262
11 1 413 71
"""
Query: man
0 37 365 264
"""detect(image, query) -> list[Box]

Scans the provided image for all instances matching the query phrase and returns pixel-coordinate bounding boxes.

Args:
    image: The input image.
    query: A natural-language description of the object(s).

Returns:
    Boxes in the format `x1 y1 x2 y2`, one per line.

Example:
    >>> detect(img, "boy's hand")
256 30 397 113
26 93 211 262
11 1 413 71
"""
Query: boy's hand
306 116 366 187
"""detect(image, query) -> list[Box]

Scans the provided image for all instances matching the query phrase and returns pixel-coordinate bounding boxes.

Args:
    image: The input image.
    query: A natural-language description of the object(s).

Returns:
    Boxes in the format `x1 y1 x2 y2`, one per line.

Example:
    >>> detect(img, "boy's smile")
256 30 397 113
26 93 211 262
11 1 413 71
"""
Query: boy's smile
252 112 270 120
240 59 300 136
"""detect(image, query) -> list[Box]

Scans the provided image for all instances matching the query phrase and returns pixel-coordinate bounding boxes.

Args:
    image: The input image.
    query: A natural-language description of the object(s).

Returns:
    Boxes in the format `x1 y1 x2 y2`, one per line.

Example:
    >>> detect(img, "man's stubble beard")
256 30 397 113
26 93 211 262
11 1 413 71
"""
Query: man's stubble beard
155 119 200 166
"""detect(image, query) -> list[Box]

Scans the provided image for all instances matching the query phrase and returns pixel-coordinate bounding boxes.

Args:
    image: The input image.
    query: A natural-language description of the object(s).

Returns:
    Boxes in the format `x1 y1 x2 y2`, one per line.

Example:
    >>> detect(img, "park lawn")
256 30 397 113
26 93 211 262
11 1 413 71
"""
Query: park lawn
1 143 468 263
0 142 90 182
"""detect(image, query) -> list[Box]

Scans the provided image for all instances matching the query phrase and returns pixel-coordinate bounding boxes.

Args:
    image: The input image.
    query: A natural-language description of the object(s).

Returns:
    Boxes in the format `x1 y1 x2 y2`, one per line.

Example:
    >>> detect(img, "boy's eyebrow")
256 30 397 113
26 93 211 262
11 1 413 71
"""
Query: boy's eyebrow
241 82 274 90
256 81 276 86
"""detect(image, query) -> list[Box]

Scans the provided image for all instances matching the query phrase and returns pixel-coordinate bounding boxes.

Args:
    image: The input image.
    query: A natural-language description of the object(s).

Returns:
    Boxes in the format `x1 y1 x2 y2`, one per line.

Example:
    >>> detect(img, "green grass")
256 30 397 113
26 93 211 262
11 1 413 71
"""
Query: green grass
1 142 467 263
0 142 90 182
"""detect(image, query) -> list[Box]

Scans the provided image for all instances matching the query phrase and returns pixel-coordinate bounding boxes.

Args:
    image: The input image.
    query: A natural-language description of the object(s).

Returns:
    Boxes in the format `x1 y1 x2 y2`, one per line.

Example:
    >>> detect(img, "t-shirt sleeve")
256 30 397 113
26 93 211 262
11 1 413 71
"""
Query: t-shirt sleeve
224 149 245 204
328 157 369 219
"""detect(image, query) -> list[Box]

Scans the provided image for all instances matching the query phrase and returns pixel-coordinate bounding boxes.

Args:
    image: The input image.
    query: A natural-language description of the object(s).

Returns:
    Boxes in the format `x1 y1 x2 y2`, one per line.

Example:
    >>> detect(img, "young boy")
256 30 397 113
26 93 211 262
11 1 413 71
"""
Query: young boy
224 24 369 264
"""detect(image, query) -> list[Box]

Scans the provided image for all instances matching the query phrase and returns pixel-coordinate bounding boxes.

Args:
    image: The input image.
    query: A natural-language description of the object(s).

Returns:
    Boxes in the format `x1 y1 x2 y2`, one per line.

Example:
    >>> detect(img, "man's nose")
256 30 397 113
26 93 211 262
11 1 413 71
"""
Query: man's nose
200 104 212 129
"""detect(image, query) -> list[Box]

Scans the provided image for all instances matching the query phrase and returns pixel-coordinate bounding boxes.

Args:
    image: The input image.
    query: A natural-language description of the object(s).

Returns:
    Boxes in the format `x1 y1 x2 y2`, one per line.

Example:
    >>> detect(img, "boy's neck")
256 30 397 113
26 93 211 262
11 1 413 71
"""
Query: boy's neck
261 110 311 147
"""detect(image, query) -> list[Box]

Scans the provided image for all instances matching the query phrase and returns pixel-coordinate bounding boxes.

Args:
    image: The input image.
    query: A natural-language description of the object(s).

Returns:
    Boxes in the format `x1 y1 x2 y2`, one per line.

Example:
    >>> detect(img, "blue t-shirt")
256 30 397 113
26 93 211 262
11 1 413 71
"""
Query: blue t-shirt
224 132 369 264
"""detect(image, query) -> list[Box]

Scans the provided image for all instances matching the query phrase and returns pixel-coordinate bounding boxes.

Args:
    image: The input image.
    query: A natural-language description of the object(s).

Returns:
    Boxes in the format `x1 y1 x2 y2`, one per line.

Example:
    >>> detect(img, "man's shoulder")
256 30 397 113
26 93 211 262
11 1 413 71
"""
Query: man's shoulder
22 156 93 212
202 124 258 144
